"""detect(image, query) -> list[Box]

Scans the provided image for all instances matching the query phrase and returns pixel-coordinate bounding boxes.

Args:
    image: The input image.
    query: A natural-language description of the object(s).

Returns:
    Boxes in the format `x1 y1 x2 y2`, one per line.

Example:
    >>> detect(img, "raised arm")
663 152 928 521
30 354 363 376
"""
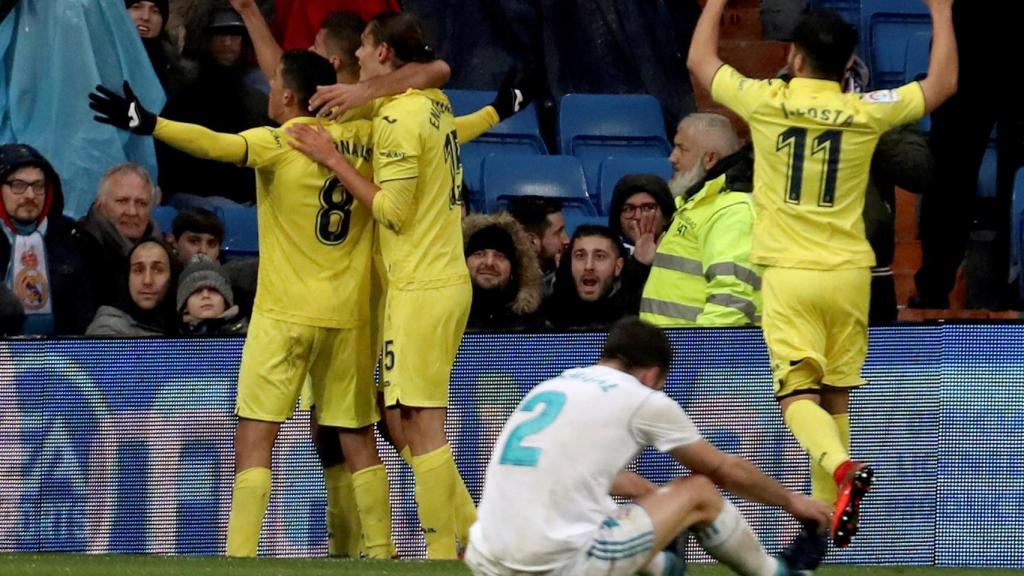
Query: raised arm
687 0 728 93
917 0 958 114
229 0 283 81
310 60 452 119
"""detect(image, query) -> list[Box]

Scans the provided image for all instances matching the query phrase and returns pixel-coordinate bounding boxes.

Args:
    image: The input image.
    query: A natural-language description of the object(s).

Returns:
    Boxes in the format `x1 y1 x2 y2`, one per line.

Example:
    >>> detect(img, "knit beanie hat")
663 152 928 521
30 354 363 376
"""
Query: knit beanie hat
466 225 518 269
177 254 233 312
125 0 170 21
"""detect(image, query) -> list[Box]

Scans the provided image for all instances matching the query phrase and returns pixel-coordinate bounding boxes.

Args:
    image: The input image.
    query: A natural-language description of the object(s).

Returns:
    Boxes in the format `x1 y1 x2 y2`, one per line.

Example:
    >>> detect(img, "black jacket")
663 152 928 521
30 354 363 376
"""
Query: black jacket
0 144 97 335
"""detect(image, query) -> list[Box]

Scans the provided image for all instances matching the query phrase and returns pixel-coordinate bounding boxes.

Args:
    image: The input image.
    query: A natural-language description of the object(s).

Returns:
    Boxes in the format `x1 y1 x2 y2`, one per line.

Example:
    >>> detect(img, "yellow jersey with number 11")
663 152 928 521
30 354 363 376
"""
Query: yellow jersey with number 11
240 116 375 328
711 64 926 270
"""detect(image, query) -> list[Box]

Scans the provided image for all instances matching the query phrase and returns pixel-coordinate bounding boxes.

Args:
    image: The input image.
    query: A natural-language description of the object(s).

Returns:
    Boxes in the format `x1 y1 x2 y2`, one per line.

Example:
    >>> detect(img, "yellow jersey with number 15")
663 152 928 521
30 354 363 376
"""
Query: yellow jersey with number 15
372 88 468 290
240 116 375 328
711 64 926 270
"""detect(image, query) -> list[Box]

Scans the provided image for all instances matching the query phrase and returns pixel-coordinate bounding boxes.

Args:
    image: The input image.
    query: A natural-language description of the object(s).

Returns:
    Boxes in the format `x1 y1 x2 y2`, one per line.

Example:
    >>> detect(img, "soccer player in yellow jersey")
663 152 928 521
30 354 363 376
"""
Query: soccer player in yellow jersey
688 0 958 552
89 51 394 558
288 12 475 560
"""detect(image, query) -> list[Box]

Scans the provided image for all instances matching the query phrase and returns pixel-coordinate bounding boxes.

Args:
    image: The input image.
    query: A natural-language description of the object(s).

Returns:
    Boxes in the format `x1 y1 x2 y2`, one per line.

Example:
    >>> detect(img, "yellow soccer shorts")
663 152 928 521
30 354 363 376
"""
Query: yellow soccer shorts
761 267 870 399
237 311 378 428
380 281 471 408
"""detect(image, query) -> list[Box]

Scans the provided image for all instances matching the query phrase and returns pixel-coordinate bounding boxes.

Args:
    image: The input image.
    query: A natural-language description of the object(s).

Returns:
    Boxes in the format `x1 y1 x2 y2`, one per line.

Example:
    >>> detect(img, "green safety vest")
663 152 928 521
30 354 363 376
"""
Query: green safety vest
639 172 763 327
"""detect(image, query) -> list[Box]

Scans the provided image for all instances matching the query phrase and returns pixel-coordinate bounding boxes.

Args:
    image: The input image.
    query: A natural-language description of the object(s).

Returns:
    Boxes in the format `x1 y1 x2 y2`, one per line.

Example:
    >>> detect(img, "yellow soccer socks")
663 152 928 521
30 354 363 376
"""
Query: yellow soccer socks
412 445 459 559
453 473 477 552
810 412 852 504
324 464 362 557
352 464 393 559
226 467 272 557
784 399 849 493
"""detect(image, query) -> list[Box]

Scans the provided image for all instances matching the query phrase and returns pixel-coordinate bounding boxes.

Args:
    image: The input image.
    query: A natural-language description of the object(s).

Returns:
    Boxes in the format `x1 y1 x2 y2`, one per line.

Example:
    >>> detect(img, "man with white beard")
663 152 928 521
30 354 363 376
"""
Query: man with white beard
639 113 763 327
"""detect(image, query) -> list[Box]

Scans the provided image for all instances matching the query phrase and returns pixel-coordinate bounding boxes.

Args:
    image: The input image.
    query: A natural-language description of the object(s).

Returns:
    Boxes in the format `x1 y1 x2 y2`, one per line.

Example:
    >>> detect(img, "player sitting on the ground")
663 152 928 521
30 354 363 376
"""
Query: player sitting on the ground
466 317 831 576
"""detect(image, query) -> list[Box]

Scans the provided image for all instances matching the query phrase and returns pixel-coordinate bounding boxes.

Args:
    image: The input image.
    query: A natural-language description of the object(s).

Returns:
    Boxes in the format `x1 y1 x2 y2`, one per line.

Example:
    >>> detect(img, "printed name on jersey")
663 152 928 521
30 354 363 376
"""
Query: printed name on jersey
378 149 405 160
780 103 855 126
336 139 372 161
861 90 900 103
428 100 452 130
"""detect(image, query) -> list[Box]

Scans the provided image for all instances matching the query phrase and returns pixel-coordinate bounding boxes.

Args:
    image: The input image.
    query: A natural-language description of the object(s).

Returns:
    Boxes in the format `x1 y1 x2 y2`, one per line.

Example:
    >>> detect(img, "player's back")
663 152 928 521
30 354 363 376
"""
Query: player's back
711 66 925 269
242 118 375 328
372 89 467 290
470 365 697 571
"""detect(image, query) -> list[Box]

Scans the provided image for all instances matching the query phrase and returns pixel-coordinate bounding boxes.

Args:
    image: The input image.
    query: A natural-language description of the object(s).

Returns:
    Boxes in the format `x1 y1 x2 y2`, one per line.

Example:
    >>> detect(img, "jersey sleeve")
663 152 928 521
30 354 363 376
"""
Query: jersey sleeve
711 64 777 121
372 104 421 184
631 392 702 451
858 82 927 131
239 126 289 169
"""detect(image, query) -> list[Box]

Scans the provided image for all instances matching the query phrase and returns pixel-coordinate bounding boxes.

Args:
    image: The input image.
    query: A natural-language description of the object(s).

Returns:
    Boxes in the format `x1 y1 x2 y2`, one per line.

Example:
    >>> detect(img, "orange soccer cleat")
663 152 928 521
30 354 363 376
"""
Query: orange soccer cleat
830 461 874 548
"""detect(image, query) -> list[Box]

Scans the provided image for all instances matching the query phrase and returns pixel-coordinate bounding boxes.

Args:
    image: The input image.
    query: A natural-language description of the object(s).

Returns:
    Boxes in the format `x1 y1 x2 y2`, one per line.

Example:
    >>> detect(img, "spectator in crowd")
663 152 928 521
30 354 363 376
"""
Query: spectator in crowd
80 162 157 307
640 113 762 327
0 284 25 336
168 207 224 265
159 7 269 204
177 254 248 335
463 213 544 330
912 2 1023 310
0 144 96 336
544 224 628 329
86 239 178 336
508 196 569 298
125 0 195 98
607 173 675 314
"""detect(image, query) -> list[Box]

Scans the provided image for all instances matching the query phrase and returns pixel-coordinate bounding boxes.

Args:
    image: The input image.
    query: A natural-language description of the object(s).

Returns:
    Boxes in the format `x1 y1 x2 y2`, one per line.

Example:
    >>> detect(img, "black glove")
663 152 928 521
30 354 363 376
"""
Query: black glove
89 81 157 135
490 68 534 121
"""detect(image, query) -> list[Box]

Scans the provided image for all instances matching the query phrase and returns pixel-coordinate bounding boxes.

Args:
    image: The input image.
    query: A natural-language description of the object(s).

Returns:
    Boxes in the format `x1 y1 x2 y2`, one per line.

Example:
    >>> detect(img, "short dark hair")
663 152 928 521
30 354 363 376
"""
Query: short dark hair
320 11 365 69
570 224 623 258
601 317 672 374
280 50 337 112
172 207 224 242
508 196 562 236
366 12 435 66
792 11 858 82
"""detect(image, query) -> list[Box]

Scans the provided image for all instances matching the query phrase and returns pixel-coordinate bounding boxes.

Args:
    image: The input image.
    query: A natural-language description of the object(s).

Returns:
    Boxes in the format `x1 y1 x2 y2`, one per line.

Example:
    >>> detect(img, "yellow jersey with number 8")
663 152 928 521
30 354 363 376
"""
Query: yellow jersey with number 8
240 116 374 328
372 89 468 290
711 64 925 269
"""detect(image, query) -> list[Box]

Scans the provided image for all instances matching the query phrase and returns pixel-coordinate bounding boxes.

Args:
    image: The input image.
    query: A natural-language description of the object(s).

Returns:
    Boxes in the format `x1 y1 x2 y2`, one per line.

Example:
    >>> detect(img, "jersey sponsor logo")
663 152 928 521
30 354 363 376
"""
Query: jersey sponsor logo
862 89 900 103
378 149 405 160
381 116 398 124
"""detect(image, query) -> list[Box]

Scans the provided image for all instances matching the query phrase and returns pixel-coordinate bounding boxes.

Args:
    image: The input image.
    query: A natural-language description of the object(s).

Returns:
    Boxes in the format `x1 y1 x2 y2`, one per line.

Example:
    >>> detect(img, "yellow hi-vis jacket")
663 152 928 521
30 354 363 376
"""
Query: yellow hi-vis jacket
639 168 762 327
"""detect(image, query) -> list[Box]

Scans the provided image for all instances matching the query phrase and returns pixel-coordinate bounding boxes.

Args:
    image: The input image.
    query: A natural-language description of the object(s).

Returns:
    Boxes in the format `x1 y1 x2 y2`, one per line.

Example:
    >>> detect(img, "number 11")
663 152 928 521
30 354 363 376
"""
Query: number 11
776 127 842 207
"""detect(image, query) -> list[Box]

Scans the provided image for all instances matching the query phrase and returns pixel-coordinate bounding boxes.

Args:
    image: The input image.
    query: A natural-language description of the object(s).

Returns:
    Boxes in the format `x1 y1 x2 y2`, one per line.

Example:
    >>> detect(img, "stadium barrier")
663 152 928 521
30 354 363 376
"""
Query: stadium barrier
0 324 1021 567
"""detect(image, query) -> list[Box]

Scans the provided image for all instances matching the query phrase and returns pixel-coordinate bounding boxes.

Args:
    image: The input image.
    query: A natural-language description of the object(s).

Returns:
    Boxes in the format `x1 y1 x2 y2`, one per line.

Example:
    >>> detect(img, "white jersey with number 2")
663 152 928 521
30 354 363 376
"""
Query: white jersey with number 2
469 365 702 572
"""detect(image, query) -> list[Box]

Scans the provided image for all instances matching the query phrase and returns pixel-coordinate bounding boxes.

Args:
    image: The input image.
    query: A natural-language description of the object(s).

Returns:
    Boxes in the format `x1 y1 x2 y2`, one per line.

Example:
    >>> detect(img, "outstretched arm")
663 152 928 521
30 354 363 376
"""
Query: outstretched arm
687 0 728 93
917 0 958 113
153 118 248 164
671 440 831 529
310 60 452 119
229 0 282 81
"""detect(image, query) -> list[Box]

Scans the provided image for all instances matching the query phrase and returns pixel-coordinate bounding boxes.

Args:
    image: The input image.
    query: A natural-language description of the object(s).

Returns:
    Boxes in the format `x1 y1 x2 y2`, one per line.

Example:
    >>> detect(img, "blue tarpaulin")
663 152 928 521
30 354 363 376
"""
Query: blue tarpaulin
0 0 165 219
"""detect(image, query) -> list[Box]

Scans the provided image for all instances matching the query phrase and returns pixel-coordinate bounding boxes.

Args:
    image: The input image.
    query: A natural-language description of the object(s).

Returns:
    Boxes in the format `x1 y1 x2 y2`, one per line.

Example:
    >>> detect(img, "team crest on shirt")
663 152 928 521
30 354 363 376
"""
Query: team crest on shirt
14 247 48 311
861 90 900 103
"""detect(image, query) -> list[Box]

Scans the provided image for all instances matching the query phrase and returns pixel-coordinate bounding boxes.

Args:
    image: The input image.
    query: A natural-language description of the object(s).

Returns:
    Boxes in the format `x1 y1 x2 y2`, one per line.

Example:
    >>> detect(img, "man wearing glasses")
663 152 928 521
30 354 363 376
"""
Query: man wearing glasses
639 112 762 327
0 144 96 335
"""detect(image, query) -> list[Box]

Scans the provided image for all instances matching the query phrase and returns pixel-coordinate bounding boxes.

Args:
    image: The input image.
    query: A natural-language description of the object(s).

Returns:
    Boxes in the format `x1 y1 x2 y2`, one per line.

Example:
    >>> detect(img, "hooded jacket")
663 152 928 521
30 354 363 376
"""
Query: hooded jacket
640 146 762 327
463 213 544 330
0 144 96 334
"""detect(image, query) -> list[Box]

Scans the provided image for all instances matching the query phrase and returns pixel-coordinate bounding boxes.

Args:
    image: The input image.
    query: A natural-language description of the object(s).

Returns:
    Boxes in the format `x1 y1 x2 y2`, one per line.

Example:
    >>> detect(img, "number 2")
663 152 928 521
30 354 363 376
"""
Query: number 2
776 127 842 207
498 391 566 467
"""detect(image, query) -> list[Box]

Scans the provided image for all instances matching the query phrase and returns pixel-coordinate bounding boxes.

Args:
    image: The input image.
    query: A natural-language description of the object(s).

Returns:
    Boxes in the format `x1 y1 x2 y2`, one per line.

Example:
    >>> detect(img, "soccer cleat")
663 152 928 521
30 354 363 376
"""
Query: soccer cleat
778 520 829 574
830 461 874 548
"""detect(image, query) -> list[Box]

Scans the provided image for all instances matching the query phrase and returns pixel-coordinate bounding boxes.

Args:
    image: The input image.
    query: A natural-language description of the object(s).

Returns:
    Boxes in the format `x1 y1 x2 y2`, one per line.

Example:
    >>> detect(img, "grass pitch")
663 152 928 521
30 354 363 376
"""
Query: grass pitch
2 554 1024 576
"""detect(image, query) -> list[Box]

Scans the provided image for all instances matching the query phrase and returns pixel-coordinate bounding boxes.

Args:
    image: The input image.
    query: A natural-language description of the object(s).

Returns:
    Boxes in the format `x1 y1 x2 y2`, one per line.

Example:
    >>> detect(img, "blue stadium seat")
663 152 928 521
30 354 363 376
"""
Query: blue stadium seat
1013 167 1024 298
809 0 858 26
151 206 177 237
860 0 930 89
481 154 596 217
445 89 547 153
596 157 674 216
557 93 671 194
218 205 259 258
977 143 998 199
903 30 930 83
563 213 609 238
